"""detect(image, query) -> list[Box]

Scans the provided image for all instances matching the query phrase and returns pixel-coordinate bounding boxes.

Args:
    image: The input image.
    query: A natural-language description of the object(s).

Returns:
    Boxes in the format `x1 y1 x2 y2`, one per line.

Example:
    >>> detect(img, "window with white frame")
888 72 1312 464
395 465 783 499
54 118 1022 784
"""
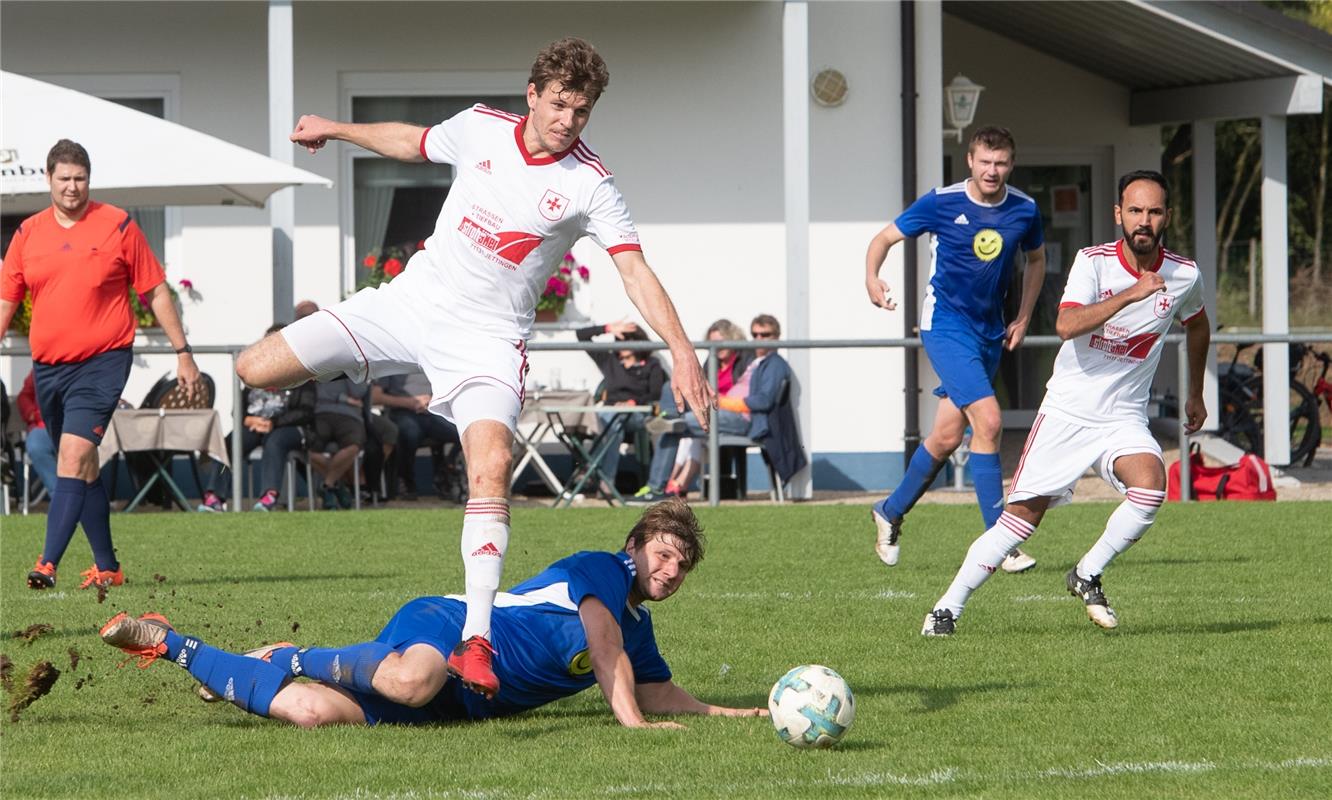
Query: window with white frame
348 94 526 288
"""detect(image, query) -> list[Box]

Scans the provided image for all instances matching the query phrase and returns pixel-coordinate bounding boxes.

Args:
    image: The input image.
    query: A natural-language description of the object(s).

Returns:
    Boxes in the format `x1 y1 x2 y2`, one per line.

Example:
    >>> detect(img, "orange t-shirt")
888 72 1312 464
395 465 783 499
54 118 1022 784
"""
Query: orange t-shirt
2 202 165 364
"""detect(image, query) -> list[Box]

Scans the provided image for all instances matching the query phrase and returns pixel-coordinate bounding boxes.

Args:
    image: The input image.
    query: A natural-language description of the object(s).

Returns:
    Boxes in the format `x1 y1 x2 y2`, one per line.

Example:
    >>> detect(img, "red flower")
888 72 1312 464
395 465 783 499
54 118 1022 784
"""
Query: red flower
362 253 377 268
577 265 590 281
383 258 404 277
559 265 572 275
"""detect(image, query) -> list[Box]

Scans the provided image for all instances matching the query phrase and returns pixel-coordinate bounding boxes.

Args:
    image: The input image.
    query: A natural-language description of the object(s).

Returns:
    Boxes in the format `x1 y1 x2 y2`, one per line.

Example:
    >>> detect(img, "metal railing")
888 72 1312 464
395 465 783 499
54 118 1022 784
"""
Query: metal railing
6 331 1330 510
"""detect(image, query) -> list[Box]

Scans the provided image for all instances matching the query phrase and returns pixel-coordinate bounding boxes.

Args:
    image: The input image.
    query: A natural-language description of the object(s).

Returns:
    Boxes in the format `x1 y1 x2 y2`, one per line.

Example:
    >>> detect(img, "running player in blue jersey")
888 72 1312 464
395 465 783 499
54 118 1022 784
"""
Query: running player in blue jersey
100 500 767 729
864 126 1047 574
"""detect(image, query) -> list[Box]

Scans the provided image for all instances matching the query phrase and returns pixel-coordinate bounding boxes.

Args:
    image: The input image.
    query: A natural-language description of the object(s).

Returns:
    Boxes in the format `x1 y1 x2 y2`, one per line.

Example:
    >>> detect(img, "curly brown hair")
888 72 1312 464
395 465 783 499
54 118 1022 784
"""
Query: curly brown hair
968 125 1016 155
528 36 610 103
624 499 706 570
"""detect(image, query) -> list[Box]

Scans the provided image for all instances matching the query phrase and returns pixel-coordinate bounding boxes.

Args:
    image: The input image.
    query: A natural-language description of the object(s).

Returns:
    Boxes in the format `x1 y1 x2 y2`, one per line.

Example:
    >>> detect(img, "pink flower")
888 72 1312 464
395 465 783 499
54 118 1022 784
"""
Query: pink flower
363 253 377 268
577 265 590 281
552 280 569 298
559 265 572 275
545 276 565 295
178 279 194 290
563 252 575 262
383 258 404 277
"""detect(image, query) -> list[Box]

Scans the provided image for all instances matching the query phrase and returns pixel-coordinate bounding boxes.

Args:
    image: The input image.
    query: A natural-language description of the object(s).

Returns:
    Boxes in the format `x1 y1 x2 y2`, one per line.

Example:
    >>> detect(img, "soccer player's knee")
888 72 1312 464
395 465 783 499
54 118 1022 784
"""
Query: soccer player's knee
374 661 436 707
274 689 335 729
235 348 266 388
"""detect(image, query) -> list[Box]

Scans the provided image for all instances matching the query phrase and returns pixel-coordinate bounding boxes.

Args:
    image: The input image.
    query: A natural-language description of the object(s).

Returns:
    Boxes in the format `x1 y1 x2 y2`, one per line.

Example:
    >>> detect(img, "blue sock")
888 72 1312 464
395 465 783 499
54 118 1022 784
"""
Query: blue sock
79 479 118 571
268 643 394 693
40 477 88 568
879 444 947 520
970 451 1004 529
163 631 288 717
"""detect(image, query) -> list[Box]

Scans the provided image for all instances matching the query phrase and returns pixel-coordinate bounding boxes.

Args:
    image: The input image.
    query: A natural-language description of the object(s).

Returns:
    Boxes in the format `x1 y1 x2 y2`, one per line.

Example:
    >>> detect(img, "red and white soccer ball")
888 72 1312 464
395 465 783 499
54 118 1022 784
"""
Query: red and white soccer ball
767 664 856 749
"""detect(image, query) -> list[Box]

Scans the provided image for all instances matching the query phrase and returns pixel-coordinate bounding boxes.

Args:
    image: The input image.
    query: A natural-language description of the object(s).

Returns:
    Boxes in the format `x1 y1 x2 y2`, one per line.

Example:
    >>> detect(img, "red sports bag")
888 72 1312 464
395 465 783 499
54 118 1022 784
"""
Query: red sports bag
1167 445 1277 502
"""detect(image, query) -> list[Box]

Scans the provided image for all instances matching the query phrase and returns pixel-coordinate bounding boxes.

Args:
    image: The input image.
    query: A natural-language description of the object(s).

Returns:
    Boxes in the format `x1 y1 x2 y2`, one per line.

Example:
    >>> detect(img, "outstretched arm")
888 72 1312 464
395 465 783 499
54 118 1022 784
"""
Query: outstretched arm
611 249 715 431
290 115 426 162
579 596 683 729
636 680 767 717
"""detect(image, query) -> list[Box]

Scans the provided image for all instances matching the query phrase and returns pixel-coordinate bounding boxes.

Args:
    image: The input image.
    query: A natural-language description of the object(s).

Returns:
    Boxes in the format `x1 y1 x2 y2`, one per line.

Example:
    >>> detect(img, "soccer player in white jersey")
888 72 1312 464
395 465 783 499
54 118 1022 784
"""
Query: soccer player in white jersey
234 38 714 697
921 170 1211 636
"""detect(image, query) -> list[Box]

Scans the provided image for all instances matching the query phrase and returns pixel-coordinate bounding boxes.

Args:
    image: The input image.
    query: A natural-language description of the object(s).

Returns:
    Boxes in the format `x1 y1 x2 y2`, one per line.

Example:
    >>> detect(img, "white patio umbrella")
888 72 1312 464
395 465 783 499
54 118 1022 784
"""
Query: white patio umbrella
0 71 330 213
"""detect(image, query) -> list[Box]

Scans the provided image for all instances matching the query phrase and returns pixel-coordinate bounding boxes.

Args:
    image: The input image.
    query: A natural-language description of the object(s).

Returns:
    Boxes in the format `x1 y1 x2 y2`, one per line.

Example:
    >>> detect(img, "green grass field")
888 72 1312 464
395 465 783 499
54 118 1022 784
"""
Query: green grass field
2 502 1329 799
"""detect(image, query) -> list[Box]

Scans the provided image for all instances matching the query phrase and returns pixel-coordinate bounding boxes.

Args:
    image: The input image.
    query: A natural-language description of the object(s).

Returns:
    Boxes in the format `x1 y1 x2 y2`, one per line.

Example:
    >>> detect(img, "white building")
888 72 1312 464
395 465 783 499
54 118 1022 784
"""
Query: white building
3 1 1329 493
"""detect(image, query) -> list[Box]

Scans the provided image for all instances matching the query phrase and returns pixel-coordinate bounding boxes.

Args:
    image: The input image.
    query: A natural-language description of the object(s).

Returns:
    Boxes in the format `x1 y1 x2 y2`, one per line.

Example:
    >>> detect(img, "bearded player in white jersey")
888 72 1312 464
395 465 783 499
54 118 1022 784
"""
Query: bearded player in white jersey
920 170 1211 636
235 38 714 697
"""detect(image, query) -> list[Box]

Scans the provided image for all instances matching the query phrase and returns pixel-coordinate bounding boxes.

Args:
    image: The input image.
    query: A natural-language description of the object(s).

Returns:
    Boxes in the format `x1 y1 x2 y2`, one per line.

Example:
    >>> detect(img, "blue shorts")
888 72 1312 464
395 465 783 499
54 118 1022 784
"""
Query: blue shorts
921 327 1003 409
351 597 473 726
33 347 132 445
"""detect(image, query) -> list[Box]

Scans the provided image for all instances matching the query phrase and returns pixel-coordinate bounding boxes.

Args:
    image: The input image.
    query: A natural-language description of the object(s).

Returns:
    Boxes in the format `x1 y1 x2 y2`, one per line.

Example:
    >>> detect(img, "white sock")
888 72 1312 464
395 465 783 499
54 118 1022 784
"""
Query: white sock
1077 488 1163 579
460 497 510 640
936 511 1035 618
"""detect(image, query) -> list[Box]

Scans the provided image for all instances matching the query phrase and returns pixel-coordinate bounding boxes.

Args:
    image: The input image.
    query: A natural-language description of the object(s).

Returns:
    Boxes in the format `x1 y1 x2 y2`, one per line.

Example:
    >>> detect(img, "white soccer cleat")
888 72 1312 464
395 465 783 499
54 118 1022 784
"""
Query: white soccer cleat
871 508 902 566
1000 548 1037 574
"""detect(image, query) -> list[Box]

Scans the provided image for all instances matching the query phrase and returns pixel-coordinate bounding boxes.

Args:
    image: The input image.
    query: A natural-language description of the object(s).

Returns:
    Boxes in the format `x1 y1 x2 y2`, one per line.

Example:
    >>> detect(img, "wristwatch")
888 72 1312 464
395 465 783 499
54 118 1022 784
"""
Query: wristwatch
175 344 193 355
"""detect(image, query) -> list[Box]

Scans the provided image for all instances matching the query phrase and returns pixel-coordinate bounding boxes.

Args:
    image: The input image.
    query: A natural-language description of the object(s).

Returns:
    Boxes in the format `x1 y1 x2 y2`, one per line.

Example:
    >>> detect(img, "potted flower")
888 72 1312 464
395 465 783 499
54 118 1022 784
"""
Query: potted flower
536 252 590 322
128 278 197 329
357 245 409 292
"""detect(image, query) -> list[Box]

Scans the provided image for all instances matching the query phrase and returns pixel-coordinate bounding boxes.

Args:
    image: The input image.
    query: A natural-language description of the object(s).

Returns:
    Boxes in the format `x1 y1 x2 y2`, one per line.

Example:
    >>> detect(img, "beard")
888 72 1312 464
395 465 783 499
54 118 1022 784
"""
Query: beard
1122 223 1163 256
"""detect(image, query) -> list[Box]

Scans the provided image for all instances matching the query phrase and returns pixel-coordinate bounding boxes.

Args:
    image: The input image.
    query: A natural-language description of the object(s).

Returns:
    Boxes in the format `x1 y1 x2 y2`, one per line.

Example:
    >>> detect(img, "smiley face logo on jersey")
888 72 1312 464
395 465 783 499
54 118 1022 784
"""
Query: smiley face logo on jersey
973 229 1004 262
568 649 593 676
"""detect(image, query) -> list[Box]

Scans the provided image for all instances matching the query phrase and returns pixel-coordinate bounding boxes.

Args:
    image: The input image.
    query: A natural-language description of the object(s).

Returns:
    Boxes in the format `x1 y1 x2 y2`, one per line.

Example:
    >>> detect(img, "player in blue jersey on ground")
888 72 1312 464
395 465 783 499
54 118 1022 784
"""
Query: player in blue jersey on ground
100 500 767 729
864 126 1047 574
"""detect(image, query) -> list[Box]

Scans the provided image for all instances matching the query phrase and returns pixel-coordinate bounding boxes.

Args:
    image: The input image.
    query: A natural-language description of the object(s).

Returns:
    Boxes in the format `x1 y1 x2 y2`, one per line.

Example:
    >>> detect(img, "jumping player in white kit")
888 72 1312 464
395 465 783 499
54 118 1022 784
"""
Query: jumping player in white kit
234 38 714 697
920 170 1211 636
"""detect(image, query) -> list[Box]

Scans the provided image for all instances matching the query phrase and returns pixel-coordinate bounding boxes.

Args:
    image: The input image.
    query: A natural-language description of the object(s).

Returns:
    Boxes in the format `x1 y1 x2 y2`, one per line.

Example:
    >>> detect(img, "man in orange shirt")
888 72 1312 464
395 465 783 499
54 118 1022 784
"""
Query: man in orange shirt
0 139 200 592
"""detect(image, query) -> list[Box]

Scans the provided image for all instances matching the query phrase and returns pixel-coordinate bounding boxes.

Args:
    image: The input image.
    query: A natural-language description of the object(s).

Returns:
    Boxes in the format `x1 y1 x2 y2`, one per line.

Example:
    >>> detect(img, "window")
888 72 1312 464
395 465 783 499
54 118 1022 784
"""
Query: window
348 94 526 288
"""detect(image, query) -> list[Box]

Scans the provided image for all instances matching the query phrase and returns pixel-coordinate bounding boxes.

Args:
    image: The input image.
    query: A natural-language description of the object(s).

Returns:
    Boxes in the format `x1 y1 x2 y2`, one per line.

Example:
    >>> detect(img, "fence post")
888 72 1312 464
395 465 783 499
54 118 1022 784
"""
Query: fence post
1177 338 1191 503
706 346 721 507
231 351 244 512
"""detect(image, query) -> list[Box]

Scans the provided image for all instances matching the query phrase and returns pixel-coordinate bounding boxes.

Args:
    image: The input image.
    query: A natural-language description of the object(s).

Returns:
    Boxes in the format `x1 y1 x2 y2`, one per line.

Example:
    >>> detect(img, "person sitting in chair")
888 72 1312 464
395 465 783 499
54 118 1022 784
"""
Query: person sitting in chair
576 320 667 494
636 314 804 502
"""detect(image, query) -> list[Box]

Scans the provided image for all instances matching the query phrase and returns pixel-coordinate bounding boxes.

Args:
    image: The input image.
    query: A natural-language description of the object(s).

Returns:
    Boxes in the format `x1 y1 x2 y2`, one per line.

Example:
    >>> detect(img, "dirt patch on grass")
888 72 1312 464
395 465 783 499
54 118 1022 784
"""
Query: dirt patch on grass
12 623 53 644
6 660 61 722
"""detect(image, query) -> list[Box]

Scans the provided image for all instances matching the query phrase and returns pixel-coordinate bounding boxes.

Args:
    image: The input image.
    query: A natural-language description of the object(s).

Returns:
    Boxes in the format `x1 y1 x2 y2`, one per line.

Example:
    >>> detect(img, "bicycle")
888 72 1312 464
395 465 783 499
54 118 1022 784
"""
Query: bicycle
1217 343 1325 467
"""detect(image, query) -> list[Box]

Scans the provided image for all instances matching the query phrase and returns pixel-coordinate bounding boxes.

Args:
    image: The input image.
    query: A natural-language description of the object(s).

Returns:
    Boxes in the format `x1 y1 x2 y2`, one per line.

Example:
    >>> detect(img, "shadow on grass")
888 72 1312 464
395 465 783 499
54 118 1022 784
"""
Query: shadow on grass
161 573 397 587
1126 619 1285 636
859 681 1029 713
1129 556 1251 567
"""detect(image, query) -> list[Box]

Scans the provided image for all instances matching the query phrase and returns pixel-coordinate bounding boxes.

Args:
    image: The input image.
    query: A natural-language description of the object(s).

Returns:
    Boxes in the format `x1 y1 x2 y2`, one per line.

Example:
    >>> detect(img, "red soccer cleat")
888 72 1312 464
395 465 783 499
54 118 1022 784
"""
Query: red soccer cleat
79 565 125 590
100 612 172 668
447 635 500 699
27 558 57 590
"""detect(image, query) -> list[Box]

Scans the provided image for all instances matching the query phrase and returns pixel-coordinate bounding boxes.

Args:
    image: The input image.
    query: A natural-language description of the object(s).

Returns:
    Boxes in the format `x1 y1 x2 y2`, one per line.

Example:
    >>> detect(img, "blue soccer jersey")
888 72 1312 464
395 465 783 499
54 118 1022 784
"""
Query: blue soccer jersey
895 181 1044 340
379 549 671 722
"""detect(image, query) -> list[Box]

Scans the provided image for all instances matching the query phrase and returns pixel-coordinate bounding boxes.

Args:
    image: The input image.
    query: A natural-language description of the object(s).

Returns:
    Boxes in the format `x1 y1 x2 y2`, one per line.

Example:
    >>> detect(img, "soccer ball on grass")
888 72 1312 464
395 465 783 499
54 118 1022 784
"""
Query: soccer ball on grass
767 664 855 749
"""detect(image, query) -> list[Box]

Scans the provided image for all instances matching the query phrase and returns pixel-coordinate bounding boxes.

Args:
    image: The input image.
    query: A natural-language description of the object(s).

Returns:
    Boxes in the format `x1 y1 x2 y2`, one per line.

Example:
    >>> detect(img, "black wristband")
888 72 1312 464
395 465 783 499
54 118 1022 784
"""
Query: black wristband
175 344 193 355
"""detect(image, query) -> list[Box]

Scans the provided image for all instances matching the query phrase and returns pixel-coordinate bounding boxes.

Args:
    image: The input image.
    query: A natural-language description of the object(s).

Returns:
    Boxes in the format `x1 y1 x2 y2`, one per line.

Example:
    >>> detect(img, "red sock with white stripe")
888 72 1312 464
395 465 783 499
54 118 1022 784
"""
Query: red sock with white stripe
935 511 1036 619
460 497 510 640
1076 488 1164 580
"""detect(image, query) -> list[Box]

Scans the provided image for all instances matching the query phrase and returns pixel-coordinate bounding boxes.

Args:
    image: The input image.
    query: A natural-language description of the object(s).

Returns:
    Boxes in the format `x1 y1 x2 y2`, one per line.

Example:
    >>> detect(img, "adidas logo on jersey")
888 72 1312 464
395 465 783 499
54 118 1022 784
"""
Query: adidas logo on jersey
954 213 969 225
476 159 492 174
471 542 503 558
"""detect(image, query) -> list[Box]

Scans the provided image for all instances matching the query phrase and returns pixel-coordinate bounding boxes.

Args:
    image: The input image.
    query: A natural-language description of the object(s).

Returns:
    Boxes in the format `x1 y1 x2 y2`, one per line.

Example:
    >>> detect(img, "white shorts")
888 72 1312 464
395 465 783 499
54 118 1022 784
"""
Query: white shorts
280 277 528 434
1007 411 1162 508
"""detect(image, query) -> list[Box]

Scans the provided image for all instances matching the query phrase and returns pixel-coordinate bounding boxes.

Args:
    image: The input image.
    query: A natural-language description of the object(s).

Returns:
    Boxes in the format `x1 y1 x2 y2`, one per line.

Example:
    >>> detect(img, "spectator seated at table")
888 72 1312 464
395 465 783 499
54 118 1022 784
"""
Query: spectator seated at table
199 324 316 513
372 371 462 502
635 314 805 502
308 376 369 510
576 320 667 493
655 319 753 499
17 371 58 503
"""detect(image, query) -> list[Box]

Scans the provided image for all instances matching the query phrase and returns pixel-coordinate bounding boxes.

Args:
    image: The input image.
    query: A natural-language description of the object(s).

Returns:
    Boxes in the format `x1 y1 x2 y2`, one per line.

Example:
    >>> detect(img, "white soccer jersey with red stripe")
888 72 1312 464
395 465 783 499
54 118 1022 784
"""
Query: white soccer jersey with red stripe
412 104 641 339
1041 239 1204 426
